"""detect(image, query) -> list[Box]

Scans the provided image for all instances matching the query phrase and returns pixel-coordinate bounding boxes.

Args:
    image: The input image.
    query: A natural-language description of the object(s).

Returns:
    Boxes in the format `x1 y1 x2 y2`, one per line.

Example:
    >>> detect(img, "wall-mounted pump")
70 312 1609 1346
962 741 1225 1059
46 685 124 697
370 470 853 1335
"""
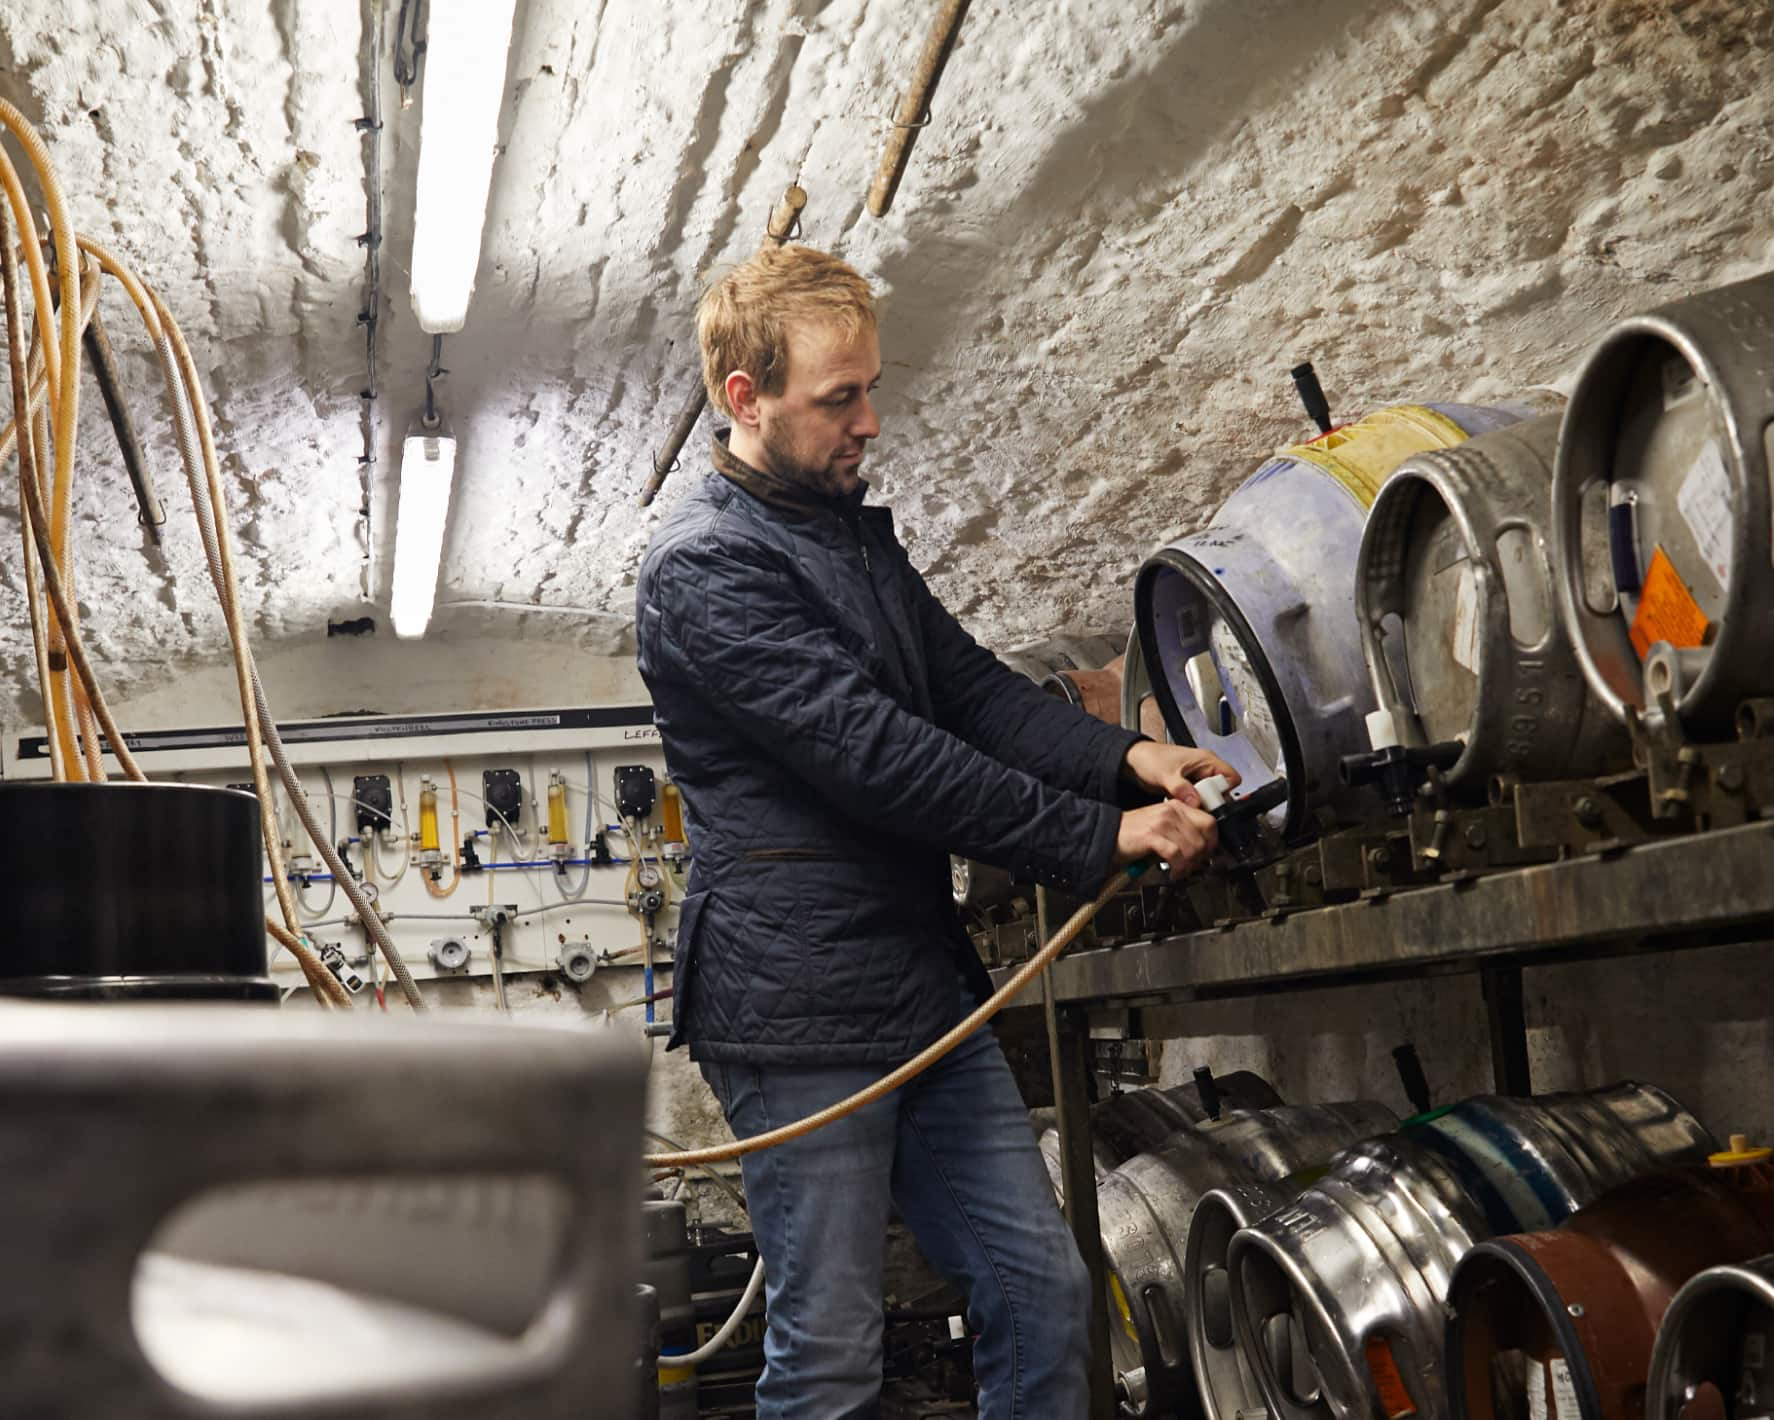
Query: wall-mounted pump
482 769 523 833
556 942 597 984
353 774 393 835
614 766 657 822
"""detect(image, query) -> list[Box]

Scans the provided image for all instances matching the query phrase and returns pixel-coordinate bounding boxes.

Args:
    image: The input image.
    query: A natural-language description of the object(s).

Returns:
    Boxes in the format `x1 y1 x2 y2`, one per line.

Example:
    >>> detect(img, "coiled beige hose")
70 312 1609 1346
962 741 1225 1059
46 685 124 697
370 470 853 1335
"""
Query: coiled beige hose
642 863 1144 1167
0 212 345 1005
0 128 82 776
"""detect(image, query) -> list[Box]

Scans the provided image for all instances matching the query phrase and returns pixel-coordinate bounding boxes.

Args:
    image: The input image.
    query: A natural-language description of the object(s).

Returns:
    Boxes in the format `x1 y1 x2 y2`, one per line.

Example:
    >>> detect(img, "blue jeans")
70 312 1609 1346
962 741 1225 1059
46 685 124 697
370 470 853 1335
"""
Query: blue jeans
700 994 1091 1419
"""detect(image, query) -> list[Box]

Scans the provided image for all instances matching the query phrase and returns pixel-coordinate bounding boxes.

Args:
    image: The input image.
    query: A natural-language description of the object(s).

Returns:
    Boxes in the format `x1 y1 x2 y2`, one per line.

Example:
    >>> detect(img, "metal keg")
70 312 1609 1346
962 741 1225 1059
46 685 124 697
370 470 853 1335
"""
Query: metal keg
1120 626 1171 740
0 782 275 1000
1356 415 1630 790
953 629 1126 909
644 1199 700 1418
1646 1254 1774 1420
999 631 1125 685
1135 403 1528 837
1447 1160 1774 1420
1035 1072 1286 1197
1185 1180 1296 1420
1098 1101 1396 1419
1553 272 1774 735
1044 658 1126 725
1227 1086 1713 1420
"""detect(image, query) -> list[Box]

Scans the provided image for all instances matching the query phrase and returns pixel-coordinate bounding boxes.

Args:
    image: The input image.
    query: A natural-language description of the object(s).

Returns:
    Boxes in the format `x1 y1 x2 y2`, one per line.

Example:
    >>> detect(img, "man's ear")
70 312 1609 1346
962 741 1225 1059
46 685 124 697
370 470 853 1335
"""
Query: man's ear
725 371 762 431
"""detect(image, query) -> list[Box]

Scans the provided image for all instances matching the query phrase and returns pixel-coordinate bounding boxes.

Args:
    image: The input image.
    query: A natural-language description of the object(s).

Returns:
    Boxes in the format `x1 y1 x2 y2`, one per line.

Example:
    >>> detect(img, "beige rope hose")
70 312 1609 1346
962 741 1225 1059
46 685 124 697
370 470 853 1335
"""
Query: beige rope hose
0 138 82 775
0 211 346 1007
642 863 1147 1168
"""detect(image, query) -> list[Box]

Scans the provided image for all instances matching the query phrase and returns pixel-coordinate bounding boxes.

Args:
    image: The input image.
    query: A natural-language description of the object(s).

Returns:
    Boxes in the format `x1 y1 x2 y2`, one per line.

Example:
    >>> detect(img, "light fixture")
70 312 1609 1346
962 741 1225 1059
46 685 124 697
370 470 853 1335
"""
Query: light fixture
391 420 457 637
408 0 519 334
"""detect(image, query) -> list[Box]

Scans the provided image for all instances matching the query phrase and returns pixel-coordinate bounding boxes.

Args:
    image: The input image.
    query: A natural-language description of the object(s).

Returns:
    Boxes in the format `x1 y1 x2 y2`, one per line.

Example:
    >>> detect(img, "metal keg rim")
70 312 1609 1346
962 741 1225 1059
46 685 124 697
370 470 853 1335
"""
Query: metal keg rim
1183 1183 1291 1420
1358 466 1490 785
1226 1207 1368 1420
1646 1257 1774 1420
1443 1236 1607 1420
1120 626 1153 735
1133 544 1309 838
1552 310 1754 728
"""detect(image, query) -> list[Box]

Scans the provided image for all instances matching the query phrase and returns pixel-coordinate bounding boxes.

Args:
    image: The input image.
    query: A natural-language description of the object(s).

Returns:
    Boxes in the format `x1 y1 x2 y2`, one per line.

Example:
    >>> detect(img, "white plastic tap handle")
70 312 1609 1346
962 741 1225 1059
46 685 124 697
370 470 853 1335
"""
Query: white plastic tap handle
1195 774 1231 811
1366 709 1400 751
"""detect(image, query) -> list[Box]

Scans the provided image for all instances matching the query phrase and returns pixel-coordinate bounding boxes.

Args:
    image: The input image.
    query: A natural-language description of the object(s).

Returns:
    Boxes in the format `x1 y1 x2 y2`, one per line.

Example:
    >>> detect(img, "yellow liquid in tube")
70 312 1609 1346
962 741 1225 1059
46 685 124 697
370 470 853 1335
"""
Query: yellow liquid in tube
662 782 686 845
418 783 440 853
547 777 569 845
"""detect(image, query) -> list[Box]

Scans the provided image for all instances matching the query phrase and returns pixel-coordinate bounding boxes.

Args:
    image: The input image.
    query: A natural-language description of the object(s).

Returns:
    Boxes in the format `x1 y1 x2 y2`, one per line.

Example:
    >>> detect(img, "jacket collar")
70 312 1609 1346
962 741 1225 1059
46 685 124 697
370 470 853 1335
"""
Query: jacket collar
712 429 868 520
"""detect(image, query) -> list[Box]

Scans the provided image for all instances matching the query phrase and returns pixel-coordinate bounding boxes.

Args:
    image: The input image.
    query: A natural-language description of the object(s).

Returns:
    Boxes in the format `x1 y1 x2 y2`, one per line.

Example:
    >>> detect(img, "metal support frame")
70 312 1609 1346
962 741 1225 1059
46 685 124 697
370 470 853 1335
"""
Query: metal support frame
1480 963 1531 1096
1040 888 1116 1419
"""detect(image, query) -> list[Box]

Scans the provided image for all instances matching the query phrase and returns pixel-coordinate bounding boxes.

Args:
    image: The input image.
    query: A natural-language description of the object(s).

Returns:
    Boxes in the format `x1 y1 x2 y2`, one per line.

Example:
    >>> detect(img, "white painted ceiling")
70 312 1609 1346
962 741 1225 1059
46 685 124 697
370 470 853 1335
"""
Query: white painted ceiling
0 0 1770 725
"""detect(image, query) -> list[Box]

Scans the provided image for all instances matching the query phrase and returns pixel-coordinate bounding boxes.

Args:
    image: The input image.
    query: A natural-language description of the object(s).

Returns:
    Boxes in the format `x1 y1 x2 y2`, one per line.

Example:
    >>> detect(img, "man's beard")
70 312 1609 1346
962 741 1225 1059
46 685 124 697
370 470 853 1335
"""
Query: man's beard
759 423 861 498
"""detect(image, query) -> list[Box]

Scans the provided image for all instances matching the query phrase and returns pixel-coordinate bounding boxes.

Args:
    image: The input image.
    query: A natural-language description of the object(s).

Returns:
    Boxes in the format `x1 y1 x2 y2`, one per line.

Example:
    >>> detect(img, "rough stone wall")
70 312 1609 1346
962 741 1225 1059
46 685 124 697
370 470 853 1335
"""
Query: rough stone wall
0 0 1770 722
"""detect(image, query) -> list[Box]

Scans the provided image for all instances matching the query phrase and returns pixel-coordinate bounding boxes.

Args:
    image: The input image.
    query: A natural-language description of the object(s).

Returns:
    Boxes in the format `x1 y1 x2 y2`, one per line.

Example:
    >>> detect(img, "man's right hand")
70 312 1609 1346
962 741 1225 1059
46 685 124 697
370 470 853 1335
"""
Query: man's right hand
1113 799 1219 876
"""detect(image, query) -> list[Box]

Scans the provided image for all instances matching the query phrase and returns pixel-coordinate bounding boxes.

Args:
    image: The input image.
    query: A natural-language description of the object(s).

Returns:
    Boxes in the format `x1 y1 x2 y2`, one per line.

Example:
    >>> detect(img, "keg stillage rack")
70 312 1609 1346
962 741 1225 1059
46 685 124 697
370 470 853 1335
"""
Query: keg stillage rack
980 270 1774 1417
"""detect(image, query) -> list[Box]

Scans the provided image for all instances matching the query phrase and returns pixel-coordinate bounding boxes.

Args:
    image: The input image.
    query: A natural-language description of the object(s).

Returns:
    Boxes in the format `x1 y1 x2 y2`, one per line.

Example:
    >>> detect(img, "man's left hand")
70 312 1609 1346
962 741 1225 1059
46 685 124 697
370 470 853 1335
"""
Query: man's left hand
1121 741 1240 809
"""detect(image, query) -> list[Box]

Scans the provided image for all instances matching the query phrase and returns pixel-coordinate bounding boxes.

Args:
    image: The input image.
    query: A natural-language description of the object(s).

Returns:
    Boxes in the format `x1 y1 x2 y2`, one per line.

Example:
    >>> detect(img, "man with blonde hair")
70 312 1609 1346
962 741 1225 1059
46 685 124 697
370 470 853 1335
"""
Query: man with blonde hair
636 242 1230 1417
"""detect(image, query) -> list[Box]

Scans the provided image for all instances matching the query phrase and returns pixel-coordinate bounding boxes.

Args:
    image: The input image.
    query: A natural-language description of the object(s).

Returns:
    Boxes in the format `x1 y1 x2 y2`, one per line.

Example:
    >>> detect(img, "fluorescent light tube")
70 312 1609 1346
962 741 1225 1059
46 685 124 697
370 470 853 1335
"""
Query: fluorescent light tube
408 0 519 334
391 429 457 638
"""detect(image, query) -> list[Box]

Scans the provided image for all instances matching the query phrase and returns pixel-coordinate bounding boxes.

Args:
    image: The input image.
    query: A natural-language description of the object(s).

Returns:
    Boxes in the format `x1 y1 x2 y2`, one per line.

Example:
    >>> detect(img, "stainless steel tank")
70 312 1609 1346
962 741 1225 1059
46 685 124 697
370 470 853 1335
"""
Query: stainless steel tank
1553 272 1774 735
1135 403 1528 838
1356 414 1630 789
1226 1086 1713 1420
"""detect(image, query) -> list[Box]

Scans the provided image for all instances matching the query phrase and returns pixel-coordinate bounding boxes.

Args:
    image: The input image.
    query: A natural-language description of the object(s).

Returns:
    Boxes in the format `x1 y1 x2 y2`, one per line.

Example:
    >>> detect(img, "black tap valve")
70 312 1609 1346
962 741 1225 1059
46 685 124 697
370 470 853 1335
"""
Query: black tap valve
1339 740 1463 817
1292 361 1333 435
1196 775 1289 866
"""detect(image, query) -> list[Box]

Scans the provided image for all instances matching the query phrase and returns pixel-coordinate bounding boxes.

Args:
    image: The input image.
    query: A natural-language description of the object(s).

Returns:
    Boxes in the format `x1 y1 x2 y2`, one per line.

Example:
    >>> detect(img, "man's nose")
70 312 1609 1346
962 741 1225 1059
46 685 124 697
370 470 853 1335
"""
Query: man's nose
853 394 880 440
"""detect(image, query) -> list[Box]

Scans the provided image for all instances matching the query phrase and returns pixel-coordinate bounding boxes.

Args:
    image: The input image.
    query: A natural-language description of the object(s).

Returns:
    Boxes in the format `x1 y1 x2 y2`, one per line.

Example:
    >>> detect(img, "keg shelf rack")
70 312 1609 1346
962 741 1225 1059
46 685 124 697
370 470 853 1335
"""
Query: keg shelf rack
994 816 1774 1418
996 816 1774 1019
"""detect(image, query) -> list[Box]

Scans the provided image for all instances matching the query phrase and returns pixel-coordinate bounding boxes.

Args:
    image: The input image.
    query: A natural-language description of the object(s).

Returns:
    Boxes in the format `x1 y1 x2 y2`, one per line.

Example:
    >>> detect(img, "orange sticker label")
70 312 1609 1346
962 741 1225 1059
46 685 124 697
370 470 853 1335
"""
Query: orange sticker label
1630 546 1711 659
1367 1337 1418 1420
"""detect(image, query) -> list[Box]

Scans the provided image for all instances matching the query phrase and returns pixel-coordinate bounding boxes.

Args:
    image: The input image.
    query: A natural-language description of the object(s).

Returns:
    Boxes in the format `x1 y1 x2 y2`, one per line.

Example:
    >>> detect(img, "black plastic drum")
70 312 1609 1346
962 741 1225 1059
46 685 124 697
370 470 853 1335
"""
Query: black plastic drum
1 781 275 1001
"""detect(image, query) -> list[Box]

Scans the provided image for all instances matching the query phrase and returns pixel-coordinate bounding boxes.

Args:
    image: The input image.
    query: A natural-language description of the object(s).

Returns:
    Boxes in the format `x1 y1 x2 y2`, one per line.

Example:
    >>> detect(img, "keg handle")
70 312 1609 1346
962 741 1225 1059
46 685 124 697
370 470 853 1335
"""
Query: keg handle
1392 1043 1433 1117
1291 361 1334 436
1195 774 1288 865
1193 1065 1222 1121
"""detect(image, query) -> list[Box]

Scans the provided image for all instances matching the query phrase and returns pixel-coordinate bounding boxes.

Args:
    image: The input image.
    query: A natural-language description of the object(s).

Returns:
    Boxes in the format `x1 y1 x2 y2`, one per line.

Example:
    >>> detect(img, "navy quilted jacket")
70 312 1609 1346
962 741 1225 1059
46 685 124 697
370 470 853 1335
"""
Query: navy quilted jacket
635 460 1142 1066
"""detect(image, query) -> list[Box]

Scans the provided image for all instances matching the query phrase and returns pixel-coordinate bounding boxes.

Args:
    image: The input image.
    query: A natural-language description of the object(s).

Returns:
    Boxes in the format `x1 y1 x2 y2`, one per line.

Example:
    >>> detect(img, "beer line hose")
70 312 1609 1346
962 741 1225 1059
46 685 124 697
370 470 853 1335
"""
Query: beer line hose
642 861 1148 1168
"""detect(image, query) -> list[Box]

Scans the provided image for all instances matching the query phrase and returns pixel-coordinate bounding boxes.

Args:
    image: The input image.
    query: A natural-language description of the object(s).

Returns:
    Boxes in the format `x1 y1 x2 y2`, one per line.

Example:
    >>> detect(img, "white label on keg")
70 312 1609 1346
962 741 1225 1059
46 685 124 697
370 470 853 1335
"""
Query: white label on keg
1549 1358 1579 1420
1528 1364 1550 1420
1677 439 1733 590
1451 564 1481 673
